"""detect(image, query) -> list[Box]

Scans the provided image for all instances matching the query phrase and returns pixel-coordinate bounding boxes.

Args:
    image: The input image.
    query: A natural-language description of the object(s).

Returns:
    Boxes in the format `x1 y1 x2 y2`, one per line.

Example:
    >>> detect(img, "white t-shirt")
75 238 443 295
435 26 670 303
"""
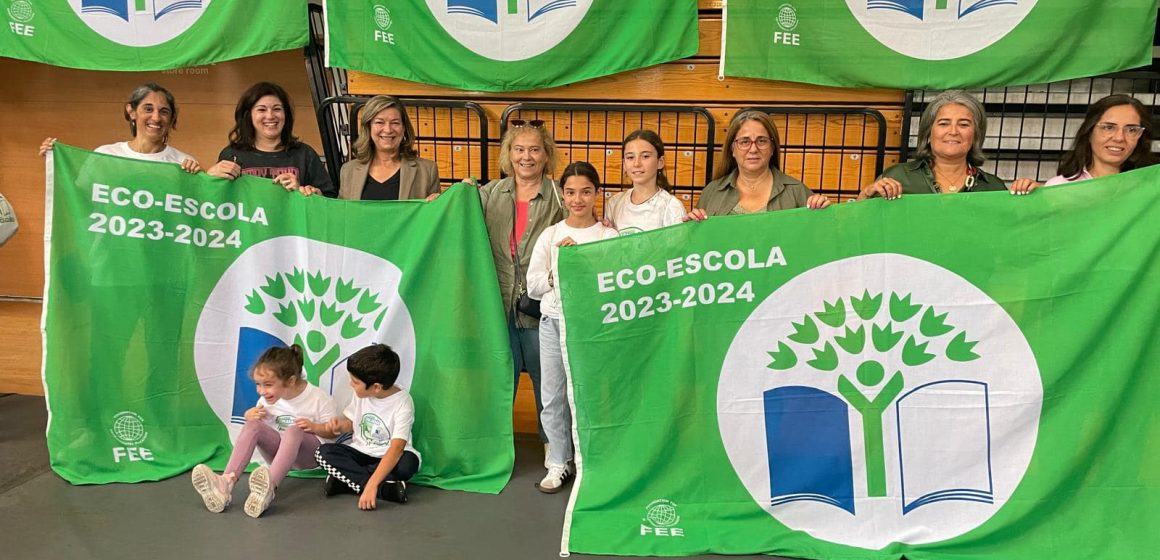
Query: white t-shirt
604 188 686 235
95 142 194 165
527 221 619 318
344 390 421 465
257 383 338 443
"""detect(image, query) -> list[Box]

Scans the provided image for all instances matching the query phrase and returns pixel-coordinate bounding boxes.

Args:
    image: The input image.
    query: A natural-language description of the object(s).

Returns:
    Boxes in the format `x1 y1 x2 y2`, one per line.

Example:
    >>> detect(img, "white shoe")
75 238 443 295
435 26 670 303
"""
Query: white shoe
543 443 551 469
537 463 572 494
191 464 233 513
244 466 276 518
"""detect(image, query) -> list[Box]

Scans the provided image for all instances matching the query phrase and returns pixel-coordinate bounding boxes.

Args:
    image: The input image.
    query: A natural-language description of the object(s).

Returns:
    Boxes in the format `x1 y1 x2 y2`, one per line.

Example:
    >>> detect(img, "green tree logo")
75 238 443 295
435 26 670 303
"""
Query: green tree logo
243 268 388 385
766 290 981 497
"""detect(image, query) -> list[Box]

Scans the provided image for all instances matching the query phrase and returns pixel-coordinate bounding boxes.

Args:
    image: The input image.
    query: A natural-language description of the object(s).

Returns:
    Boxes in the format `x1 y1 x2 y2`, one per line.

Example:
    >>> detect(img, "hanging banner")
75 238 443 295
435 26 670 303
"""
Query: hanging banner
1 0 307 70
559 169 1160 557
325 0 698 92
720 0 1156 89
43 145 514 493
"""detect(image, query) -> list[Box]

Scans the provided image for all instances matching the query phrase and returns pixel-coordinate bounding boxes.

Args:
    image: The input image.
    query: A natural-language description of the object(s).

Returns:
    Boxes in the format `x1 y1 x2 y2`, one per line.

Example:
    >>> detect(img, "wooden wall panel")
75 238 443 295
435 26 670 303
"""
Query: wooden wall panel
0 302 42 395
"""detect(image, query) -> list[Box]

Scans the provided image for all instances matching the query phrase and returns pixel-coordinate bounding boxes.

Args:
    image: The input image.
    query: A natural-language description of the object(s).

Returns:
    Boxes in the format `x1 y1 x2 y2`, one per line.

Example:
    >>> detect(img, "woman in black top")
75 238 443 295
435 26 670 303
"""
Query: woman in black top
208 82 335 197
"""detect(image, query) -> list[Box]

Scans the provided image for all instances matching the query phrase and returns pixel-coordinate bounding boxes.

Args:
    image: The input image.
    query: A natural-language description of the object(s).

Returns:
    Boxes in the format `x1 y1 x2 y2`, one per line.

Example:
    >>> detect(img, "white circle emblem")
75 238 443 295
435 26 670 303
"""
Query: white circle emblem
845 0 1037 60
69 0 212 47
718 254 1041 548
194 236 416 444
426 0 593 61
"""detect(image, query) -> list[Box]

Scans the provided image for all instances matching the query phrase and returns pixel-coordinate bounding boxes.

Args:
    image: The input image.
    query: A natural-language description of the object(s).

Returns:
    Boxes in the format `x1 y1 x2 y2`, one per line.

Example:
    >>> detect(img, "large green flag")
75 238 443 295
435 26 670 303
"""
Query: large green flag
559 169 1160 557
0 0 306 70
324 0 698 92
44 145 514 493
721 0 1155 89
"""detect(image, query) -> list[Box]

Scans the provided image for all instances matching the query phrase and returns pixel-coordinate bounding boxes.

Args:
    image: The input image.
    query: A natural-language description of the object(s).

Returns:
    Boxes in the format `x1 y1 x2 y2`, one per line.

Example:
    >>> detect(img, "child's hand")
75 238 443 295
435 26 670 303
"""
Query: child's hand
324 418 343 435
294 418 317 433
358 486 378 510
244 405 266 422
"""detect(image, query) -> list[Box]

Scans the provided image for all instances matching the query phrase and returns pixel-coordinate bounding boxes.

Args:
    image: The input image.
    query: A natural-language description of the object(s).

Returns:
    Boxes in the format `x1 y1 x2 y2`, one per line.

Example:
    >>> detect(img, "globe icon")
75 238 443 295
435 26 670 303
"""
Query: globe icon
777 4 798 31
112 413 146 445
8 0 34 23
374 5 392 31
646 503 679 527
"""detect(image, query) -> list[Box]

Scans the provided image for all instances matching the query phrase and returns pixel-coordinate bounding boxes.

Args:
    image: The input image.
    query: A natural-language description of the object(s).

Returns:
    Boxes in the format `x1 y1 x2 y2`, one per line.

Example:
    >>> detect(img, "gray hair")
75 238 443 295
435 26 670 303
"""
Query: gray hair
124 83 177 137
913 90 987 167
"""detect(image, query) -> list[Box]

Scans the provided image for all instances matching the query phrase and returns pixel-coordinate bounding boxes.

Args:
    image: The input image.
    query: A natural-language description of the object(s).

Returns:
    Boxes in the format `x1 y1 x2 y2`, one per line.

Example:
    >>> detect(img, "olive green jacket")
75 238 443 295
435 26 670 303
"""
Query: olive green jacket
696 169 814 216
479 176 565 328
880 159 1007 195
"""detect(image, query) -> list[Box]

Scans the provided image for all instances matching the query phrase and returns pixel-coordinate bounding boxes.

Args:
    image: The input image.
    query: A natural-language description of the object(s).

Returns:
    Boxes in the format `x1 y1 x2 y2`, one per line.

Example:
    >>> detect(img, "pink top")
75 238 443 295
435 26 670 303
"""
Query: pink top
1044 168 1093 186
510 200 529 257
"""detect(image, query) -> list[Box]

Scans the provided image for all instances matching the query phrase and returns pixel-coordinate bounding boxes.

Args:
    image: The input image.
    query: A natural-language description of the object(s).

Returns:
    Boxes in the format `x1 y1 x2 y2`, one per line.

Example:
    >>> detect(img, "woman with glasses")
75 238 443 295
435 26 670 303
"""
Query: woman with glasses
471 119 565 464
338 96 441 201
857 90 1038 200
686 111 830 221
1044 94 1155 186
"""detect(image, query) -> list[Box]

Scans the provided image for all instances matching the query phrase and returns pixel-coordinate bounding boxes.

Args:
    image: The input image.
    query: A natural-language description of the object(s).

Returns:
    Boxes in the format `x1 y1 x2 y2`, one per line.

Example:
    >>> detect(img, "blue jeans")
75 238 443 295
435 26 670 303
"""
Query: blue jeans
538 316 572 465
509 315 546 442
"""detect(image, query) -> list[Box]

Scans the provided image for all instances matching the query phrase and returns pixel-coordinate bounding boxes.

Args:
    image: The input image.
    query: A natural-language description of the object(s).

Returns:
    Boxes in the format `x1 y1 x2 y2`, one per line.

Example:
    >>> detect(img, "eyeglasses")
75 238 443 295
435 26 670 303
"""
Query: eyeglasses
1095 122 1145 139
733 137 772 150
509 119 545 129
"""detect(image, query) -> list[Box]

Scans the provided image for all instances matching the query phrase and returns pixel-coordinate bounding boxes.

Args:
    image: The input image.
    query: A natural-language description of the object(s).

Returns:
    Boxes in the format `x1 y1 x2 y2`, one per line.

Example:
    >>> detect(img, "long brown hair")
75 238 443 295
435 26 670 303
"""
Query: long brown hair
623 129 672 191
1057 94 1156 178
714 111 782 181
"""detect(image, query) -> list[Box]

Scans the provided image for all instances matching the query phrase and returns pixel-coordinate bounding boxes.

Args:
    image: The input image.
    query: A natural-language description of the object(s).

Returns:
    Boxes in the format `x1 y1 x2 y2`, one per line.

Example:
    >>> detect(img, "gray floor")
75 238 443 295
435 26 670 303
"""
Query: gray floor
0 394 782 560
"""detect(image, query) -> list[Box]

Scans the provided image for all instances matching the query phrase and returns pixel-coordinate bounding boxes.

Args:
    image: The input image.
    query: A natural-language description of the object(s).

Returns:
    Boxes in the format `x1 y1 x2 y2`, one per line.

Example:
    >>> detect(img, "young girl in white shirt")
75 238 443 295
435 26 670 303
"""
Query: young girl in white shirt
191 344 336 517
526 161 619 493
603 129 686 235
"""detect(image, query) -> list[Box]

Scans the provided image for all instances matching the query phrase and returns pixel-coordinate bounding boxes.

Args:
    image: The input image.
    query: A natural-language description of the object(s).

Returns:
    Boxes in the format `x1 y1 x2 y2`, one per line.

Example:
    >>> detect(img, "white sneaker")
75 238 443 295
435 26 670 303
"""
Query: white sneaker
537 463 572 494
244 466 276 518
543 443 551 469
191 464 233 513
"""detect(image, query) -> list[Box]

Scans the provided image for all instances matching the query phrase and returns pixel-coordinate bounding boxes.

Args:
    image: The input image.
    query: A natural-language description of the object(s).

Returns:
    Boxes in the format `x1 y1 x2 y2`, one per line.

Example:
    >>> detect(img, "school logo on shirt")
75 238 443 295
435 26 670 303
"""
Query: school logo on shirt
717 253 1042 548
70 0 212 47
193 236 417 444
359 413 392 446
429 0 593 61
846 0 1037 60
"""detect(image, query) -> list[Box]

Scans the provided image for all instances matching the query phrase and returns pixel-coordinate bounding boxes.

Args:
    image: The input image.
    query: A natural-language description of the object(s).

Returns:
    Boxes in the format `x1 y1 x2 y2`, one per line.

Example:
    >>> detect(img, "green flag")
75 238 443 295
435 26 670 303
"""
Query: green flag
559 170 1160 557
721 0 1155 89
44 145 514 493
1 0 306 70
325 0 698 92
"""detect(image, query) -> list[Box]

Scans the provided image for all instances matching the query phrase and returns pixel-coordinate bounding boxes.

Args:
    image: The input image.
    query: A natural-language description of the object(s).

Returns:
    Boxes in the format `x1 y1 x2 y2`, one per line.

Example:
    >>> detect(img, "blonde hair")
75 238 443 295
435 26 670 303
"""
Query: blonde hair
498 125 558 179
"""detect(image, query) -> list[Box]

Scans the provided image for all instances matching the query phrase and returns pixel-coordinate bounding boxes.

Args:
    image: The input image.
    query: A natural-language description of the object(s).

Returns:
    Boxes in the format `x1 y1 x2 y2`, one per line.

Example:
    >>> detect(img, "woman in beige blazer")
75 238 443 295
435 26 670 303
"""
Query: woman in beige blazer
338 95 440 201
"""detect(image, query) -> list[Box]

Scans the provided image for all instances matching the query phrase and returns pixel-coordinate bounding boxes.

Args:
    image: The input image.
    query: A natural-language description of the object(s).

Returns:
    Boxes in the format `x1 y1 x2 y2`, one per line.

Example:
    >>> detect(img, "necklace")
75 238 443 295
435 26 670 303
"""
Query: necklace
933 166 969 192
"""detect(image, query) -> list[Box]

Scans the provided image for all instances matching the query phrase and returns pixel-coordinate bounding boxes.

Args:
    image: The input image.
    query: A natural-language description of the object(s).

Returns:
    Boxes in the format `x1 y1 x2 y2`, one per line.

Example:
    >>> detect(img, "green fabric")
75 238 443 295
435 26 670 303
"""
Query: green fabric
324 0 698 92
879 159 1007 195
558 166 1160 557
44 145 514 493
721 0 1155 89
0 0 306 70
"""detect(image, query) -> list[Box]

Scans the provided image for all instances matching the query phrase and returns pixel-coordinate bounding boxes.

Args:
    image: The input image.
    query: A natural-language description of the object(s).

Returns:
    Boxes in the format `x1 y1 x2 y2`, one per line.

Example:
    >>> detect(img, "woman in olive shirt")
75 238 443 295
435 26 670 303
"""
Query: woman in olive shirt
688 110 830 221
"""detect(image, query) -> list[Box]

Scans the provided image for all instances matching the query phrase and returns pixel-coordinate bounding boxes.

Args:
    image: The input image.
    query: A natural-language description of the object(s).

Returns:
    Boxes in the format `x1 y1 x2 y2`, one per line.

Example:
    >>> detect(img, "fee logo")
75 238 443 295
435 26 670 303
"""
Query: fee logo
640 499 685 537
718 254 1042 548
110 410 155 463
70 0 212 47
429 0 593 61
194 236 416 446
848 0 1036 60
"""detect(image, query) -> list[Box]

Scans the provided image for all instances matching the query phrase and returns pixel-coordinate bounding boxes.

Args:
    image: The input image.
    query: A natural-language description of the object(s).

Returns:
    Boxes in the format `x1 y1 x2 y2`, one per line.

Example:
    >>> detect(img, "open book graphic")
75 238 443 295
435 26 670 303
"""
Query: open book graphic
81 0 202 22
895 380 994 514
447 0 577 24
867 0 1017 20
764 386 856 514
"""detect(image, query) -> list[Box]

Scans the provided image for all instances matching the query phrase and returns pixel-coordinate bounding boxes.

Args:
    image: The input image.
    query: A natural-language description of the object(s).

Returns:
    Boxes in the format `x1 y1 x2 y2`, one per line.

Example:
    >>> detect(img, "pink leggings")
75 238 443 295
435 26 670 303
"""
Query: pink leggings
224 419 320 487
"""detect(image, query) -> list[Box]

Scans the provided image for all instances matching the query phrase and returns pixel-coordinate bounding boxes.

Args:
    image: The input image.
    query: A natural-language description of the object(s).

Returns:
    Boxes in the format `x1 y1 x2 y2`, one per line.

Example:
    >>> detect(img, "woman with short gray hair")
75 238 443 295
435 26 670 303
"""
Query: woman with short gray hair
857 90 1037 199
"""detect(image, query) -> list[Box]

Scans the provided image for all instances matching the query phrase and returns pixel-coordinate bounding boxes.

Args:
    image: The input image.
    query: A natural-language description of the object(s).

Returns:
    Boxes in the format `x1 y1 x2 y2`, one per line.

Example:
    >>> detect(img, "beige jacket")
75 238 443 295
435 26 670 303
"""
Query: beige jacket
338 156 440 200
